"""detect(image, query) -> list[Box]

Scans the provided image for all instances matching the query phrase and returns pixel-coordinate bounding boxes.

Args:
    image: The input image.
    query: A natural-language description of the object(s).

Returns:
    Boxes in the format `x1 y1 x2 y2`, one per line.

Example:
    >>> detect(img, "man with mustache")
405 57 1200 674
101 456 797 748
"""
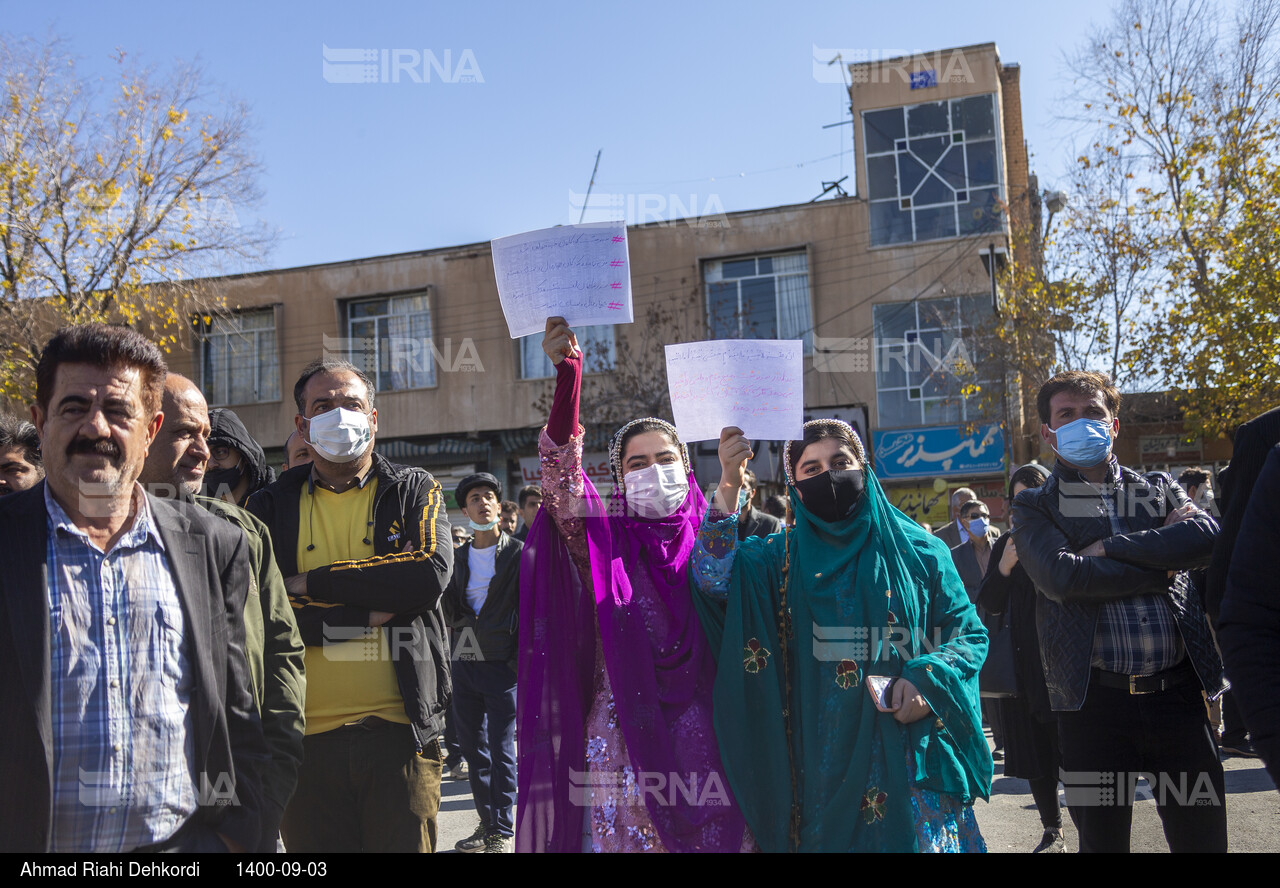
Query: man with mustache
0 323 268 853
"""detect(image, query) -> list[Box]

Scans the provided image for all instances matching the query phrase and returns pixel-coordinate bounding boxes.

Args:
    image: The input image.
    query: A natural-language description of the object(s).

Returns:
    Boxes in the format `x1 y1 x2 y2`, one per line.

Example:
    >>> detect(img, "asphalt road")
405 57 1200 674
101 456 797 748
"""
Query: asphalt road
437 770 492 853
974 730 1280 853
436 732 1280 853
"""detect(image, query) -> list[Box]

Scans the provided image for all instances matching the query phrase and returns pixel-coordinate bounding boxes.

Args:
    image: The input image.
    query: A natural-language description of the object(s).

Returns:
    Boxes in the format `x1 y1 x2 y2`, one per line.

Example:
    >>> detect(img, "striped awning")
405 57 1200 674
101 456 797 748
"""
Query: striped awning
498 425 611 452
375 438 490 461
498 428 541 452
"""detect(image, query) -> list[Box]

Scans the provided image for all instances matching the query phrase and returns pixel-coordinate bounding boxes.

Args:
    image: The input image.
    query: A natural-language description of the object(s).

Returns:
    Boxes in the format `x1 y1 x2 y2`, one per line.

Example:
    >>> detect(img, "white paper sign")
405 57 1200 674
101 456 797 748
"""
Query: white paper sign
491 221 634 338
664 340 805 443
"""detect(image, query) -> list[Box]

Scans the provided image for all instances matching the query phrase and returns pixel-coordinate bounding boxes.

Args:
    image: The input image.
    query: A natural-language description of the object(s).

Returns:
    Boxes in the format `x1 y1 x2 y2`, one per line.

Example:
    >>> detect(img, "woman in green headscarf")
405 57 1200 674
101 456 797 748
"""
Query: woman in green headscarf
691 420 991 852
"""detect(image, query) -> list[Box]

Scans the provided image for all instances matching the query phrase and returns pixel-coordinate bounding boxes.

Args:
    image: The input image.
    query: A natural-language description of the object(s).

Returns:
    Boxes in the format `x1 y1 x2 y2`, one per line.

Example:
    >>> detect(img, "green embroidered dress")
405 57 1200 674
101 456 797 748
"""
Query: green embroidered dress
691 472 991 852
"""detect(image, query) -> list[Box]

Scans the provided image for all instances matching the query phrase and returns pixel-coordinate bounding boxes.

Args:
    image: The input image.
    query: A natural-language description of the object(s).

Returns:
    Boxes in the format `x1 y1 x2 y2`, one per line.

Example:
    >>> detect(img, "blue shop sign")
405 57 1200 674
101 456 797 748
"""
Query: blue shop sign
872 424 1005 480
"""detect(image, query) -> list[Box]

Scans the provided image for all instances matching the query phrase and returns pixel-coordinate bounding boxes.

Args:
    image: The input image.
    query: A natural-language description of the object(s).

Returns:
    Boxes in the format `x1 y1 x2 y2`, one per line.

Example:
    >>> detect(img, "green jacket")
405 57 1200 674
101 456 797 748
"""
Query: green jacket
194 494 306 848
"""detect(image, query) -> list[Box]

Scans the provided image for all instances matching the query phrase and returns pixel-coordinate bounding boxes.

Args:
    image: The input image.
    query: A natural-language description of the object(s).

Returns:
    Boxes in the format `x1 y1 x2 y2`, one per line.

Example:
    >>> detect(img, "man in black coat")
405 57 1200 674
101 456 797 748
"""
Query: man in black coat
1206 406 1280 758
443 472 520 853
736 468 782 540
1014 371 1226 853
1217 444 1280 790
0 324 267 852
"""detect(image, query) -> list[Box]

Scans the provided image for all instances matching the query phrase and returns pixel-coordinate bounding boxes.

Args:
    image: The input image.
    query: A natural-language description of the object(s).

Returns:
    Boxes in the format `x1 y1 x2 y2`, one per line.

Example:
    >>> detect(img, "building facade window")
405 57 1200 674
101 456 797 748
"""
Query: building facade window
872 294 997 427
864 93 1004 246
345 292 435 391
195 308 279 406
519 324 615 379
703 251 812 351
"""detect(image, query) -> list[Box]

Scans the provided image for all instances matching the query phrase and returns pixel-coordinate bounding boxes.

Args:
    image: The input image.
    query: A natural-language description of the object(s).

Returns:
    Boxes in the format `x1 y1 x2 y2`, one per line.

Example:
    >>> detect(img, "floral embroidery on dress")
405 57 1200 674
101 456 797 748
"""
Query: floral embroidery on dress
692 509 740 600
861 787 888 824
743 638 770 673
836 659 860 689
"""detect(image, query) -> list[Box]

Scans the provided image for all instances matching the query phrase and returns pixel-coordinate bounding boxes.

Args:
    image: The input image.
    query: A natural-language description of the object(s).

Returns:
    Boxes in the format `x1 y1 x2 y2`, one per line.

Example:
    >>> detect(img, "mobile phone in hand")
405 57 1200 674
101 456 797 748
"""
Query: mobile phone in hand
866 674 896 711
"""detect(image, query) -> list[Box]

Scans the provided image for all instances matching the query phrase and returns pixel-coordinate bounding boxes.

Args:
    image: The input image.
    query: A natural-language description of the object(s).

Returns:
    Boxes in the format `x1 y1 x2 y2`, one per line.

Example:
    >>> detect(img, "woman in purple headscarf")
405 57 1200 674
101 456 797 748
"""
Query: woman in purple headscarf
516 318 748 853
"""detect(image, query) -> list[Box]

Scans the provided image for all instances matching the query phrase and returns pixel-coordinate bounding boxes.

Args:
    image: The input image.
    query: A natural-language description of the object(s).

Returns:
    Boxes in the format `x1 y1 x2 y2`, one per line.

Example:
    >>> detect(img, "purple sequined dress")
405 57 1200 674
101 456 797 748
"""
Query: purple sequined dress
529 427 751 853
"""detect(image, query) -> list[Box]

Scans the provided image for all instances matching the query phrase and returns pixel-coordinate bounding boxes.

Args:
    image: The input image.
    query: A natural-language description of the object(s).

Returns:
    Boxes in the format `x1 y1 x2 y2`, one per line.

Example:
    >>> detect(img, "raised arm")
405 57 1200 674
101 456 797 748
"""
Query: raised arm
690 427 753 598
537 317 592 574
543 316 580 447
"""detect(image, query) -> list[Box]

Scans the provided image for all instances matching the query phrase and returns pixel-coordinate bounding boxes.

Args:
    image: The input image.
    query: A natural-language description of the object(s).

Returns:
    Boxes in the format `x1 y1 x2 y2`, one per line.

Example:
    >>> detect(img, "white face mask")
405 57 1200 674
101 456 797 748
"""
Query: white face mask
307 407 372 463
623 461 688 519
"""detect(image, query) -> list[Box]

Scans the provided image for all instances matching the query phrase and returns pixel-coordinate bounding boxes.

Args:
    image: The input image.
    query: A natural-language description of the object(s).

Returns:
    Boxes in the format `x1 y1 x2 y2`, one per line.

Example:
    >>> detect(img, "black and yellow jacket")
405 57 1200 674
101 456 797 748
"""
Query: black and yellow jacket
247 453 454 746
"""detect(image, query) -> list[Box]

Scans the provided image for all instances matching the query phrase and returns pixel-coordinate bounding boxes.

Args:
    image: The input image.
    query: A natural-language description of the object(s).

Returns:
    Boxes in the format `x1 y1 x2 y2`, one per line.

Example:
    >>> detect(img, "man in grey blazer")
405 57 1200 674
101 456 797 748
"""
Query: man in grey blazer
948 496 1005 760
0 324 267 852
950 498 1004 601
933 486 979 549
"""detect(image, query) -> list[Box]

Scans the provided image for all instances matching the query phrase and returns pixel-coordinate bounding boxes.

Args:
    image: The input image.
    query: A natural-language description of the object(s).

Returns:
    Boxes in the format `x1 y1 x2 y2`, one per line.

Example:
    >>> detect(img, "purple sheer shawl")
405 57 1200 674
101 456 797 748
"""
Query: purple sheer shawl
517 471 746 852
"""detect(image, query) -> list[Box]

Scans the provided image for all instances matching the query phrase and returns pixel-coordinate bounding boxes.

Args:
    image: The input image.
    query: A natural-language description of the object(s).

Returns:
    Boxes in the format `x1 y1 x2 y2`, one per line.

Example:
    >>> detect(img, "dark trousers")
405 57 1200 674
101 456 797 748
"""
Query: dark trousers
443 713 465 768
1057 678 1227 853
1221 688 1249 746
452 659 517 838
983 698 1005 747
281 719 443 852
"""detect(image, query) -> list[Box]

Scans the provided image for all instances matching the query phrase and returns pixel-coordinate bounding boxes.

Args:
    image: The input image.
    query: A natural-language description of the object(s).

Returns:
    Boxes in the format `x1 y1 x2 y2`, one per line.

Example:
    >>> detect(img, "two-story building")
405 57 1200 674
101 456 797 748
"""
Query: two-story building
174 42 1030 525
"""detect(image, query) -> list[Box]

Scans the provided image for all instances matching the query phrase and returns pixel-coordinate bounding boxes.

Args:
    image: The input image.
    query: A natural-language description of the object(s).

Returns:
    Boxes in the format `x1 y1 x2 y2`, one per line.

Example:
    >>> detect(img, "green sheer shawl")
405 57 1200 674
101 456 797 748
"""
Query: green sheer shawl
693 469 991 852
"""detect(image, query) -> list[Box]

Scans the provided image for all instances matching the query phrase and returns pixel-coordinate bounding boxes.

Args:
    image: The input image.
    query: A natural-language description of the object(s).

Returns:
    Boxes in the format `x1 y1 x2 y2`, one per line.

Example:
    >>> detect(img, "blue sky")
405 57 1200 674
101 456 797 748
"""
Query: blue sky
10 0 1125 271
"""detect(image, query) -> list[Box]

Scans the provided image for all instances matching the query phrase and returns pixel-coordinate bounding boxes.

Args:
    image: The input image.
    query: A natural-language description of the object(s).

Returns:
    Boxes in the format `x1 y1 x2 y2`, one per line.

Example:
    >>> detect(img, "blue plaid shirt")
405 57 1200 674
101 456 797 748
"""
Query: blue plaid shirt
1083 459 1185 676
45 485 198 852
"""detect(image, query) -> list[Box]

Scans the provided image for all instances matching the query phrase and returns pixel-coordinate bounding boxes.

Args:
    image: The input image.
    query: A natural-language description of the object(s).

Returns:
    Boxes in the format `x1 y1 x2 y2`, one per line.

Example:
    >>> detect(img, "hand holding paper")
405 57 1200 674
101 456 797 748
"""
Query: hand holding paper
491 221 634 338
542 316 580 364
714 426 753 513
665 340 804 443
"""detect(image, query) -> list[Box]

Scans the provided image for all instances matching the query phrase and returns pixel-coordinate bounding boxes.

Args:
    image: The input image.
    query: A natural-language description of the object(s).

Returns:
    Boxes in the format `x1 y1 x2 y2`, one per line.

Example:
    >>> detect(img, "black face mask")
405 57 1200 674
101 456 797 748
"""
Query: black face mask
794 468 866 523
202 463 244 500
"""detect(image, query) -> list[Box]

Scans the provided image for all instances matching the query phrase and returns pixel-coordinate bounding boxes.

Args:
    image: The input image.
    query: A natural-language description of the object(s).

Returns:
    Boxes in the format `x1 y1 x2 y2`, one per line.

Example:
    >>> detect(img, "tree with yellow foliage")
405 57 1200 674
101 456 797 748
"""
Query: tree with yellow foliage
1062 0 1280 436
0 37 272 405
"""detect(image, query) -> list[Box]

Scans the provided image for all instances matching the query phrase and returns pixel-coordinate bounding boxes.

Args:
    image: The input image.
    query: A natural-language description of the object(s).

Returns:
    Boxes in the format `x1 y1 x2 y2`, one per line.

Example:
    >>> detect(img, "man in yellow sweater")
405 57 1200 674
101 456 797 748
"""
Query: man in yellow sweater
247 359 453 852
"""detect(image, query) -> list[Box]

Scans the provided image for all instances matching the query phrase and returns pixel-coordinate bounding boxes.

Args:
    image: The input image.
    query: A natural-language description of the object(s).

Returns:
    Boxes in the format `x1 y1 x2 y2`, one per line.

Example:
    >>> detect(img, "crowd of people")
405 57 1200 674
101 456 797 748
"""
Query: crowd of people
0 318 1276 854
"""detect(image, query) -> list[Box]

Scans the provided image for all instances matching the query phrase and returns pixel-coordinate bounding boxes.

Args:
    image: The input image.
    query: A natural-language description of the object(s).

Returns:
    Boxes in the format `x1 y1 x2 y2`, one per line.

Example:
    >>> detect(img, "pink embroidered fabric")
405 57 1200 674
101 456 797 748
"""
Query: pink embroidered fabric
539 426 666 852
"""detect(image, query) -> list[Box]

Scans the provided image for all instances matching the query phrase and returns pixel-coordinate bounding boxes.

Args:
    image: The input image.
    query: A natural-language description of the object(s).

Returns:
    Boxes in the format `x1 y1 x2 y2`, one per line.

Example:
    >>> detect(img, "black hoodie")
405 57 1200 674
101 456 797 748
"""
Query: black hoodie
206 408 276 505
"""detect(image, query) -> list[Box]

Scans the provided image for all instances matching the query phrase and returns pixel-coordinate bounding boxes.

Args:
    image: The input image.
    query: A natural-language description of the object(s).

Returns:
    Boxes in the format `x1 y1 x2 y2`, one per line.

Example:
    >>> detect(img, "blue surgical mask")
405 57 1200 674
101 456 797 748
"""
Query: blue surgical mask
1051 417 1113 468
468 518 499 532
967 516 990 536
